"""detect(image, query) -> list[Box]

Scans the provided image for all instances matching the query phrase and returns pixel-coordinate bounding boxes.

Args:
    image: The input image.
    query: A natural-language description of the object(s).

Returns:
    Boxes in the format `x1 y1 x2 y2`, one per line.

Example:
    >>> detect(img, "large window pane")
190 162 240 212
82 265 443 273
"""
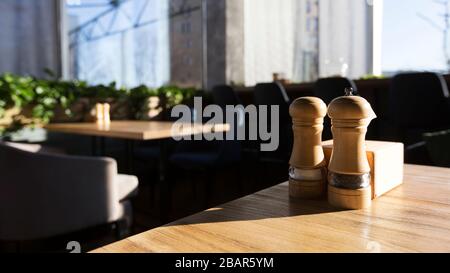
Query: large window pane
382 0 448 74
65 0 376 88
66 0 170 87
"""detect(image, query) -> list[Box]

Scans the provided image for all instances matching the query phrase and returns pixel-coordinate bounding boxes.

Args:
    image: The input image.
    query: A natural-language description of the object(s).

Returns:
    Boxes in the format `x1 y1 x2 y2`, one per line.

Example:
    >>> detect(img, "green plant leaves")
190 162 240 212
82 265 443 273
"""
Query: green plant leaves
0 73 197 136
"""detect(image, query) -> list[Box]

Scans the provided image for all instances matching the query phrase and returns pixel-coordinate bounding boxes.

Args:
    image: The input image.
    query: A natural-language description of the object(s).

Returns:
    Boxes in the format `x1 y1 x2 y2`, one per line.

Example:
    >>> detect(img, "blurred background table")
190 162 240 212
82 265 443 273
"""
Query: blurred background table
45 121 229 223
45 121 229 141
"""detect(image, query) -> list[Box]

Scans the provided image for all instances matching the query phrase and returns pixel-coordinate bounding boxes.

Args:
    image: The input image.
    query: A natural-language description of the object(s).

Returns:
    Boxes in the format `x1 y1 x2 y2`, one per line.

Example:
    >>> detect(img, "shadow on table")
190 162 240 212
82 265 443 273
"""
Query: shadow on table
164 184 346 227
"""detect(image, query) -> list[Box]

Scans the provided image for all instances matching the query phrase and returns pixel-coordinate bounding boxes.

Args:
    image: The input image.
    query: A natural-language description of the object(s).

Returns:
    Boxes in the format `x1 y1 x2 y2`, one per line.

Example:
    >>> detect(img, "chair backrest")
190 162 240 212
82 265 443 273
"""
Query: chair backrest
423 129 450 167
313 77 357 105
313 77 357 140
171 85 243 166
212 85 243 163
211 84 242 138
254 82 292 159
212 85 241 108
254 82 290 117
0 142 120 241
389 72 450 130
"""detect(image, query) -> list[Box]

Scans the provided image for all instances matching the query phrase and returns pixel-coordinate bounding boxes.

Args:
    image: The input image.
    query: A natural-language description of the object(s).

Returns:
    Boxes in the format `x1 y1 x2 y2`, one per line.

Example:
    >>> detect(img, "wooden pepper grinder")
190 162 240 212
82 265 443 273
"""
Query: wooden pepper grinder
289 97 327 199
327 88 376 209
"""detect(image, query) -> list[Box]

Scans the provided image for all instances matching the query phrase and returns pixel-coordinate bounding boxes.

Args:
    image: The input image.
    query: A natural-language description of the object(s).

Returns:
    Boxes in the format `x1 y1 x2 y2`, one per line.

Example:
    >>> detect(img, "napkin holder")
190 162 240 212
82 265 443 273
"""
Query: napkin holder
323 140 404 200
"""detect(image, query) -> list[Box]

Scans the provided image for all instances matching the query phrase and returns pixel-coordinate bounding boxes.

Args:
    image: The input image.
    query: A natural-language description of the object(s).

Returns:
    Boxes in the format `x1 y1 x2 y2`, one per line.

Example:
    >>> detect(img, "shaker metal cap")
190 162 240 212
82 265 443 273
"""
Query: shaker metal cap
327 88 376 120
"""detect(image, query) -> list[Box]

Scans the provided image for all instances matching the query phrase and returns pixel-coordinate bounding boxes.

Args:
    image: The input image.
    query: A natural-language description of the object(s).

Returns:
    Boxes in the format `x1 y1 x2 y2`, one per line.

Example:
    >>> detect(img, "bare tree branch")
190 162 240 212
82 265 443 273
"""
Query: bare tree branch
418 0 450 70
417 13 443 31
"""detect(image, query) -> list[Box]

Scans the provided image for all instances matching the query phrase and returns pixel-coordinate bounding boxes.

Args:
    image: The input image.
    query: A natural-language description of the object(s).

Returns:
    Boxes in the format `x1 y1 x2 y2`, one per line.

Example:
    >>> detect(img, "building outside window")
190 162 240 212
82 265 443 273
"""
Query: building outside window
3 0 448 88
63 0 450 88
66 0 170 88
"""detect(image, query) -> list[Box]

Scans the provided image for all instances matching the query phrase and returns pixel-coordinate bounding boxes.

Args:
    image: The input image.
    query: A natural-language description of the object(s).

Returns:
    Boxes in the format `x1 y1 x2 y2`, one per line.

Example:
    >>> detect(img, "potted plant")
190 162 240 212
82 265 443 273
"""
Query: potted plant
49 79 88 123
129 85 163 120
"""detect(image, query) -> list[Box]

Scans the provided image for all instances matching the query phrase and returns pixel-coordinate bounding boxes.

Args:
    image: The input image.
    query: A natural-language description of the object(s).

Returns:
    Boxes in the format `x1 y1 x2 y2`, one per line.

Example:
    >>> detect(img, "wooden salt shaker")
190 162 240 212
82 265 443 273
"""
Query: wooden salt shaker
95 103 104 123
327 88 376 209
103 103 111 123
289 97 327 199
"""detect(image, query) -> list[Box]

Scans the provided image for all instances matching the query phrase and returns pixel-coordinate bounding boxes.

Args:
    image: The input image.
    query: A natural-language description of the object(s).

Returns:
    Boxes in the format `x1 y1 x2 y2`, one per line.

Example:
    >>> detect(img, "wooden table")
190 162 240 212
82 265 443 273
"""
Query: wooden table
45 120 229 141
93 164 450 253
45 120 229 223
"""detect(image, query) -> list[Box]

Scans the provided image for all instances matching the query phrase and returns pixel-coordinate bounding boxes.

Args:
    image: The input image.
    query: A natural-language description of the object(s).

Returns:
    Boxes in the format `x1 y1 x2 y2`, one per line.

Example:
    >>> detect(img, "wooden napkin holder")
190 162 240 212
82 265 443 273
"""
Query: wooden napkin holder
322 140 404 200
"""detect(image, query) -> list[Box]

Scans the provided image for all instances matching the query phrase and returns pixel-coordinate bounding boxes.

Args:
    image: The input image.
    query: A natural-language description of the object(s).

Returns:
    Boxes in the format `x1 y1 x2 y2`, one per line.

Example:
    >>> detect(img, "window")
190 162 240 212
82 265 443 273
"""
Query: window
64 0 380 89
66 0 170 87
382 0 449 75
181 22 191 33
66 0 204 88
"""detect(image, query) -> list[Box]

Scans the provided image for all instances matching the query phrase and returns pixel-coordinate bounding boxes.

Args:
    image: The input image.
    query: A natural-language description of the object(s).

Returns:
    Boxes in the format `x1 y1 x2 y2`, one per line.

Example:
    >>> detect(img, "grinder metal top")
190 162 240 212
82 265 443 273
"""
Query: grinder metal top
328 88 376 121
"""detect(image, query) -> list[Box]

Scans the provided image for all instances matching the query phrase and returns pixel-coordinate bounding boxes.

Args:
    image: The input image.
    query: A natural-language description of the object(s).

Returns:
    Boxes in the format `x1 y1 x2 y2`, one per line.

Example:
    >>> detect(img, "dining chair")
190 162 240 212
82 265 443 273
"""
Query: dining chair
253 82 291 163
169 85 243 209
423 129 450 167
313 77 357 140
252 82 292 186
388 72 450 164
211 84 241 107
0 141 138 244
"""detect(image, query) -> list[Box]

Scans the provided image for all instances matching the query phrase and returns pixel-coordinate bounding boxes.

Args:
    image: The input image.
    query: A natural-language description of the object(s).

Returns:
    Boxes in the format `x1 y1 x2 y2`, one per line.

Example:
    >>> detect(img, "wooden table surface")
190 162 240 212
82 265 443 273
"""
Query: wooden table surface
45 120 229 140
93 164 450 253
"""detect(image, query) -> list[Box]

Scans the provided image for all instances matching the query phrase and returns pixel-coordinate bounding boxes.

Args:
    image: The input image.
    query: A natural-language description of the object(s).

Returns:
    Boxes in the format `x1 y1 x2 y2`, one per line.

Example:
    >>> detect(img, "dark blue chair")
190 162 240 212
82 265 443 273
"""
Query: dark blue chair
253 82 291 163
313 77 357 140
313 77 358 104
251 82 291 186
423 129 450 167
169 85 242 208
211 84 241 108
388 72 450 165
